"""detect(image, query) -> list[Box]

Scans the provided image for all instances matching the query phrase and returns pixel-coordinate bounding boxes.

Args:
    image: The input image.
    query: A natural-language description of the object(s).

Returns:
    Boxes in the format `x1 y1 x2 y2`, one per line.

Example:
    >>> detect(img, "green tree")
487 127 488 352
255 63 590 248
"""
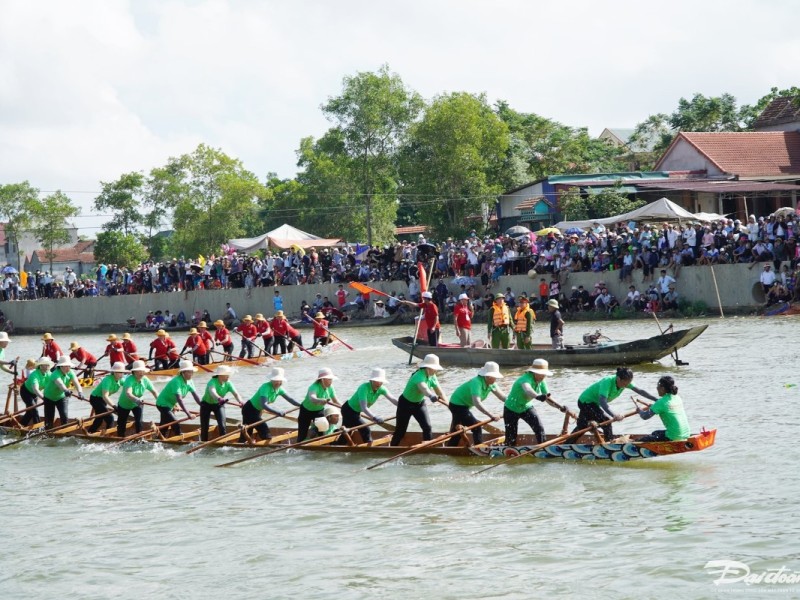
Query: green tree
559 185 645 221
93 230 148 268
0 181 38 270
93 172 145 235
669 92 742 132
318 65 422 245
740 86 800 129
399 92 509 238
28 191 80 273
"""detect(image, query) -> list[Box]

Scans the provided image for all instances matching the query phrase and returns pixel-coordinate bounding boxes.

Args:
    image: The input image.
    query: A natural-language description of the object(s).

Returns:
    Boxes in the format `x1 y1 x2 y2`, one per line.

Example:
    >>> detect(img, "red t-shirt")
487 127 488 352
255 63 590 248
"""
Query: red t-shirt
418 301 440 331
454 304 472 330
313 319 329 337
336 289 347 307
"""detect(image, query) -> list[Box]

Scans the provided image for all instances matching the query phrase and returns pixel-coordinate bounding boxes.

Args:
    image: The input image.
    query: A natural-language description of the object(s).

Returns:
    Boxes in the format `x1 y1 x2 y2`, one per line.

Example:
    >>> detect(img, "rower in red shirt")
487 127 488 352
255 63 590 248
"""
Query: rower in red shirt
148 329 180 371
213 319 234 360
197 321 215 360
285 321 304 353
182 328 210 365
121 332 140 367
69 342 98 377
255 313 274 355
41 333 64 363
270 311 289 354
101 334 126 365
310 312 330 349
415 291 440 347
235 315 258 359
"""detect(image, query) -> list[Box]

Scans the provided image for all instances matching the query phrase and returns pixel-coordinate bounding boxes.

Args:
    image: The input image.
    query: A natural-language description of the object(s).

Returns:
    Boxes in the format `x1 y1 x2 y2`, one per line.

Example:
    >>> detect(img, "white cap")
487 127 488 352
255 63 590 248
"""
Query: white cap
110 362 127 374
130 360 149 373
36 357 53 368
477 361 503 379
269 367 286 382
317 367 337 381
0 332 9 342
55 356 72 368
314 417 330 431
368 368 387 383
421 291 433 299
214 365 233 377
178 360 197 373
419 354 443 371
527 358 553 377
458 293 469 300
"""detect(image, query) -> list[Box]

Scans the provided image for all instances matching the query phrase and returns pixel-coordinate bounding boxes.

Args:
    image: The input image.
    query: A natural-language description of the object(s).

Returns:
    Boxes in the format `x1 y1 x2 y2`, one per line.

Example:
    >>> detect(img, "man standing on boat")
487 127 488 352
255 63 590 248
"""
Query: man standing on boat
235 315 258 359
513 294 536 350
453 293 474 347
547 299 564 350
487 293 512 349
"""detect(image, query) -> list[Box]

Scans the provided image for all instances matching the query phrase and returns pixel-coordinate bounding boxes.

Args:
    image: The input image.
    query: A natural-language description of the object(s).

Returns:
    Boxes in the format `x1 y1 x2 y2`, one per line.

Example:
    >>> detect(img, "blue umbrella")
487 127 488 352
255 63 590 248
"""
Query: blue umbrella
2 266 18 274
565 227 584 235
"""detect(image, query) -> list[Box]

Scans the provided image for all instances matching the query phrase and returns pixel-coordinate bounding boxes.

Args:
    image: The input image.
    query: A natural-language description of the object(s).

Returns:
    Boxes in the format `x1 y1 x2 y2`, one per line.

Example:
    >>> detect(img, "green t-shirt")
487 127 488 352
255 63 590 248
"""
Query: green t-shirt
202 377 236 405
156 375 196 409
449 376 496 408
92 373 124 399
302 380 335 412
43 370 75 402
578 375 632 406
248 382 287 411
650 393 690 441
402 369 439 404
23 369 48 396
346 382 387 412
119 374 156 410
505 372 549 414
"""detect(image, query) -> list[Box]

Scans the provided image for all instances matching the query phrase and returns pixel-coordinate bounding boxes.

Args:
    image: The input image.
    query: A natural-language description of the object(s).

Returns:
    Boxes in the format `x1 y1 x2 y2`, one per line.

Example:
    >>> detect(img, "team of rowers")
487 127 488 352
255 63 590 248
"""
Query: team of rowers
2 323 690 447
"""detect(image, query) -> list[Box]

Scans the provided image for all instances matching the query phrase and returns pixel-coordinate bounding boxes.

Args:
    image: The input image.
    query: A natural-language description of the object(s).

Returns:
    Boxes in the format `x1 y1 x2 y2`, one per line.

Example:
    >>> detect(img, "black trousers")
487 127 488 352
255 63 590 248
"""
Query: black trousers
341 402 370 443
88 395 115 433
221 343 235 358
240 401 270 442
43 398 68 429
239 339 255 359
571 402 613 441
199 402 226 442
427 328 440 347
194 353 210 366
116 405 143 437
287 335 303 353
262 336 273 355
297 405 324 442
19 386 41 426
639 430 669 442
446 403 482 446
272 335 287 355
390 395 432 446
157 406 181 437
310 335 330 349
503 406 544 446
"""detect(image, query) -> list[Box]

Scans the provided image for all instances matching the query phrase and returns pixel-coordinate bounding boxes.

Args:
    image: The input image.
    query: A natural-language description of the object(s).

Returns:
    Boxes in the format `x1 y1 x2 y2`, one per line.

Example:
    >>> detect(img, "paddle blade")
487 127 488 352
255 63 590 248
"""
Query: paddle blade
417 262 427 293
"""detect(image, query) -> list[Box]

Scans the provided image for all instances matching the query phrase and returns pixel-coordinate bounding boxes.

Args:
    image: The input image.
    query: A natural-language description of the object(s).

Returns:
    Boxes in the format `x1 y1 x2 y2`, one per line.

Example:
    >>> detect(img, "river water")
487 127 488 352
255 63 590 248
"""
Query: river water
1 317 798 599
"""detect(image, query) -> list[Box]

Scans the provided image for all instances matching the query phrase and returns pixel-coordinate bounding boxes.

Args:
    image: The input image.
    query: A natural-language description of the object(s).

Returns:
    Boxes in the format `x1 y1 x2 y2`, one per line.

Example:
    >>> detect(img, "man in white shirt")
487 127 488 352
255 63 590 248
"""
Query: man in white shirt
760 264 776 294
656 269 676 300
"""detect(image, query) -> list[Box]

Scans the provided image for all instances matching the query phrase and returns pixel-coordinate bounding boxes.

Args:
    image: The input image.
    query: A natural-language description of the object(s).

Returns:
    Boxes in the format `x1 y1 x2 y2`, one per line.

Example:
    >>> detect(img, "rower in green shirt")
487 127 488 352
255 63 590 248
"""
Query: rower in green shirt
199 365 243 442
297 367 339 442
636 375 691 441
20 357 50 426
86 362 126 434
446 361 505 447
156 360 200 437
504 358 553 445
42 356 84 429
390 354 448 446
117 360 158 437
341 368 398 444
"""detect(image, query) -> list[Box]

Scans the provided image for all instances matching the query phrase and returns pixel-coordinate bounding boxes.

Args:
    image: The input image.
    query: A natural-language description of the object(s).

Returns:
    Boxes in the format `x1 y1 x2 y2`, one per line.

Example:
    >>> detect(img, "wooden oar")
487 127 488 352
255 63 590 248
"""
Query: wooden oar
0 409 116 449
651 311 688 366
0 401 45 425
179 352 214 374
471 408 639 476
308 317 354 351
287 338 316 359
215 417 396 468
107 413 198 448
541 394 578 420
210 349 267 368
185 407 300 454
366 417 495 471
330 400 395 433
232 329 277 360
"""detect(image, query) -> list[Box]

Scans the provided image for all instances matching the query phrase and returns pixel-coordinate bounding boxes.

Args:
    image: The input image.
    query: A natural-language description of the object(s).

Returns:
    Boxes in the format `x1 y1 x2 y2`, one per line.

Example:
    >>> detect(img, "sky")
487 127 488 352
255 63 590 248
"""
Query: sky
1 0 798 237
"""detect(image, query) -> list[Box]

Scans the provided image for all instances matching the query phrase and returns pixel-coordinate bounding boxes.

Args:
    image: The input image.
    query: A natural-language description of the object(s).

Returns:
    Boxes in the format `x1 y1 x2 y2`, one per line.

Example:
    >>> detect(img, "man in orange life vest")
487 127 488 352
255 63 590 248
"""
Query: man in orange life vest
513 294 536 349
487 293 512 349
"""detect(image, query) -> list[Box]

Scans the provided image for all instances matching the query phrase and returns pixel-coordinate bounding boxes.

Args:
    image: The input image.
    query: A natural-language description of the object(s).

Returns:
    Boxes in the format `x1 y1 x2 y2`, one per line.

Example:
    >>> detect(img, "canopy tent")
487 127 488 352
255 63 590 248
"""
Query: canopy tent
554 198 698 231
227 224 340 252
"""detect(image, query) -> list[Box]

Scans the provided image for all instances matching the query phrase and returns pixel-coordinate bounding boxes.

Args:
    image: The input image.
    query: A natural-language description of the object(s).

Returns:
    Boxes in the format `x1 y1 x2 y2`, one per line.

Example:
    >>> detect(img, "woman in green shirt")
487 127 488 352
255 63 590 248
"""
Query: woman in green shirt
390 354 447 446
240 367 300 443
569 367 657 442
20 357 51 426
504 358 553 446
86 362 126 434
117 360 158 437
199 365 243 442
297 367 339 442
636 375 691 442
155 360 200 437
446 361 504 447
341 368 398 444
42 356 84 428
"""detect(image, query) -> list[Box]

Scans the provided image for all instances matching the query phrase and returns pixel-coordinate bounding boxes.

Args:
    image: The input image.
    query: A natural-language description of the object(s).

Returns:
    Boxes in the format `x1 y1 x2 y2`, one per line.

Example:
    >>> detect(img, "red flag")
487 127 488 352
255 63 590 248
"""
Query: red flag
417 262 428 293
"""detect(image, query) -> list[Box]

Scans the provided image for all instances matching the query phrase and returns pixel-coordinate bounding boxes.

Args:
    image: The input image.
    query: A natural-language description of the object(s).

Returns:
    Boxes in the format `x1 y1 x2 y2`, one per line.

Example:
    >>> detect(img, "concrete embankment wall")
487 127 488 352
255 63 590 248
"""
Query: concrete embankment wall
1 263 769 332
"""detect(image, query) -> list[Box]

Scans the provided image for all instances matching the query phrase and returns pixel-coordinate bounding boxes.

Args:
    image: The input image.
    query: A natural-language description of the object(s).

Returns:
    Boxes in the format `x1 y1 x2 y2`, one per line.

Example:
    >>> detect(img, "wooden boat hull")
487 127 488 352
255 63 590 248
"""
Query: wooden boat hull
391 325 708 367
0 419 716 462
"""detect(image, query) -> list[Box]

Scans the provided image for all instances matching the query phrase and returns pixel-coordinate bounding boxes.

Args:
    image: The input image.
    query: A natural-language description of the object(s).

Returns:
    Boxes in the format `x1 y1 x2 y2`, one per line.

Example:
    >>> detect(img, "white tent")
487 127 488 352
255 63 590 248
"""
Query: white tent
228 224 339 252
554 198 698 231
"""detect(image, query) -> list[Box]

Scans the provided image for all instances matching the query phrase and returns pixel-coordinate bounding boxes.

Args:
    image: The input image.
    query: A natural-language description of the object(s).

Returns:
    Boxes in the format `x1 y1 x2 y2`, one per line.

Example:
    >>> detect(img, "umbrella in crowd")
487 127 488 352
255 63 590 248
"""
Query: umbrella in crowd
535 227 562 236
2 266 18 274
504 225 531 237
565 227 584 235
451 276 476 287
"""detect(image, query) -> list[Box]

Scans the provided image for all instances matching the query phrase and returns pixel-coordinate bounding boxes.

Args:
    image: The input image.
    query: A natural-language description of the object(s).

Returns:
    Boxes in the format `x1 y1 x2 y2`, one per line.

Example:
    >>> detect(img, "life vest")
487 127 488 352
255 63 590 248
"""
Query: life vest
491 304 511 327
514 307 535 333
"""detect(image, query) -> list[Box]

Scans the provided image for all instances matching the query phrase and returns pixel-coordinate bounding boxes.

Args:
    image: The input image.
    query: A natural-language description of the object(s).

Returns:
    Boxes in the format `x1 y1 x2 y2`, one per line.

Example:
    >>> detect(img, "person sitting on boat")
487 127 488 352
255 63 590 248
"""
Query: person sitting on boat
155 360 200 438
504 358 553 446
42 356 84 429
199 365 243 442
100 334 126 367
254 313 274 356
487 293 512 349
635 375 690 442
120 332 140 368
270 311 290 354
568 368 658 443
390 354 447 446
213 320 235 361
310 312 330 350
235 315 258 359
446 361 504 447
149 329 180 371
85 362 126 434
41 332 64 363
341 368 398 444
309 404 341 438
117 360 158 438
513 294 536 350
19 357 51 426
182 328 210 366
240 367 300 443
297 367 339 442
373 300 386 318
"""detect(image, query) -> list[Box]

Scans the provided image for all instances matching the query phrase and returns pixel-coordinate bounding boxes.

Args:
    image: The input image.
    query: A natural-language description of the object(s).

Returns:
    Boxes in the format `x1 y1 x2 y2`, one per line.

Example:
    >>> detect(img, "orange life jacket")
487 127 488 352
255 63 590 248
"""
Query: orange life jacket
491 304 511 327
514 307 535 333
